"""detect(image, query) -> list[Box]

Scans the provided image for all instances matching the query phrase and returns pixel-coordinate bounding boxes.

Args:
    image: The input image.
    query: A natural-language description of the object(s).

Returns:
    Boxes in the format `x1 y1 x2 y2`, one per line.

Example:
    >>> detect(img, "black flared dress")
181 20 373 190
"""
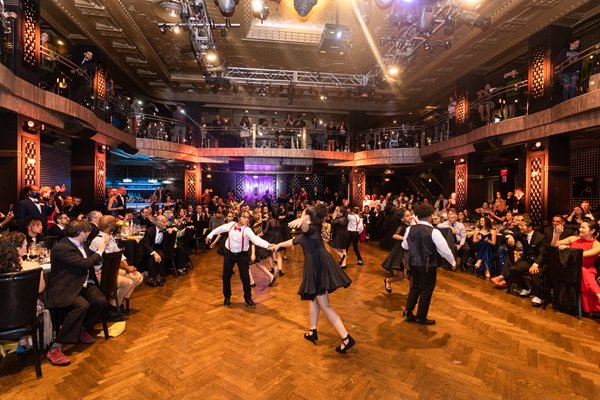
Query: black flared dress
328 215 349 249
280 215 292 241
263 217 284 252
250 221 272 261
381 224 409 272
295 223 352 301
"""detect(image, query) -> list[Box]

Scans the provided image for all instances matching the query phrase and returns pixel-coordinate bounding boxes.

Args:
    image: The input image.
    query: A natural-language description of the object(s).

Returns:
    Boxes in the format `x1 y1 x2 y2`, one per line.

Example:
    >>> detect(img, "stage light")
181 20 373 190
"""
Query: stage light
251 0 269 21
387 65 400 76
27 120 35 128
206 174 212 179
173 25 181 34
205 50 218 63
148 179 158 183
98 144 109 153
294 0 317 17
215 0 236 17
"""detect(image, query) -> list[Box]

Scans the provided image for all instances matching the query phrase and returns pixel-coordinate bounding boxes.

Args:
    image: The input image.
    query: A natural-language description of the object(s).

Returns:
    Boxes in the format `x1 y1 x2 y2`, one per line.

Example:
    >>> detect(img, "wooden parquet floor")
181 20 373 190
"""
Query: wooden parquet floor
2 242 600 399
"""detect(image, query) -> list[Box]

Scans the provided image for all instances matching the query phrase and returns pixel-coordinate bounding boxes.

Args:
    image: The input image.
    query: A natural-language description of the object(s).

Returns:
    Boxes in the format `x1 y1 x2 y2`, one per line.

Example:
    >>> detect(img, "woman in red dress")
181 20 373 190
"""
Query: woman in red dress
553 221 600 312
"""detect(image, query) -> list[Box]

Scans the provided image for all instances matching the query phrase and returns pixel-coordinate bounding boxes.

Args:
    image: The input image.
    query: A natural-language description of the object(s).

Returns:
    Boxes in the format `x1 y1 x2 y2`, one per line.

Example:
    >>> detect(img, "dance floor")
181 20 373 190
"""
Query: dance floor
2 242 600 399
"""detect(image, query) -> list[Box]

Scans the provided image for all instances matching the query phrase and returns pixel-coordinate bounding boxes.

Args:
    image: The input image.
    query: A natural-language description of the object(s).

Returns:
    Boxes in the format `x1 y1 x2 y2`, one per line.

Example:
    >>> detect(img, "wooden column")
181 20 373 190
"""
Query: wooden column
454 161 467 212
466 152 485 212
455 74 484 135
71 139 105 212
349 168 365 209
525 140 548 227
184 163 201 206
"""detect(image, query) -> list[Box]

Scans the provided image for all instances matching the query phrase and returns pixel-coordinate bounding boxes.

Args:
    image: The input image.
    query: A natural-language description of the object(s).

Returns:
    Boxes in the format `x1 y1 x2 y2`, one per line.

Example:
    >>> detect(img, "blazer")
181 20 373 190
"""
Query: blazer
46 237 102 308
542 226 573 242
140 225 176 258
516 230 548 266
15 198 53 229
47 224 66 238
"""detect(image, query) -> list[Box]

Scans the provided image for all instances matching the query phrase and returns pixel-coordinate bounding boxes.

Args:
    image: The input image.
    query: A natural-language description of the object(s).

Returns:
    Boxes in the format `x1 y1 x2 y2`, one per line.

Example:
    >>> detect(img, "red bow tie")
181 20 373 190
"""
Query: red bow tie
234 226 242 231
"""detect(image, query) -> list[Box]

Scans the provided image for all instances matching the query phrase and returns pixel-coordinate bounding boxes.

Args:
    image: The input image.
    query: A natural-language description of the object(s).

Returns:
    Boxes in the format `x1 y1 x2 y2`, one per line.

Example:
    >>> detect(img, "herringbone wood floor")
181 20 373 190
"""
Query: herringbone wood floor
2 242 600 399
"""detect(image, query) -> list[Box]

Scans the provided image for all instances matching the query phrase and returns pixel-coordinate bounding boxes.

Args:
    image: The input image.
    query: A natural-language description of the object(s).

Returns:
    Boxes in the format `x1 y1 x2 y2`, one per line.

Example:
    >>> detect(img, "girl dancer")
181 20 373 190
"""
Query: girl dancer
381 209 413 294
329 205 349 268
273 204 355 353
263 210 285 276
248 207 276 286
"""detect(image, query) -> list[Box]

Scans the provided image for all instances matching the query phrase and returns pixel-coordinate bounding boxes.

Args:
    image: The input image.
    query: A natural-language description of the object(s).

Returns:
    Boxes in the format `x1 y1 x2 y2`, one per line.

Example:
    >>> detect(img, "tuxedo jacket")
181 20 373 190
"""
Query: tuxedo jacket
16 198 53 229
47 224 66 238
140 225 176 259
46 237 102 308
115 195 127 217
542 226 573 242
515 230 548 266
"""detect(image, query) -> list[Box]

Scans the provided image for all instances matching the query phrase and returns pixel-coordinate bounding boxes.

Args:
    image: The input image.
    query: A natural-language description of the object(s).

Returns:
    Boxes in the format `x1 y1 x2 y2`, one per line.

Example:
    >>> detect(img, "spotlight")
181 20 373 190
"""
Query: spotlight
251 0 269 21
98 144 109 153
173 25 181 34
534 141 542 148
23 120 39 134
387 65 400 76
294 0 317 17
215 0 237 16
205 50 219 63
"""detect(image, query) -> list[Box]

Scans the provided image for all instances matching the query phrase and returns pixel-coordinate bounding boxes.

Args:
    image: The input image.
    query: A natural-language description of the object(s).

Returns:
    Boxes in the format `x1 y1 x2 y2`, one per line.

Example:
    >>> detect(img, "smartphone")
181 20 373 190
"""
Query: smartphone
8 204 14 213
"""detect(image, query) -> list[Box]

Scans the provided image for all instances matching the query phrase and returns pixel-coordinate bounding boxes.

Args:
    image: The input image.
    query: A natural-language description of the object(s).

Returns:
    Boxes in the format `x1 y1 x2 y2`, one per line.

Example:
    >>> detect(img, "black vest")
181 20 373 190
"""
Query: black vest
407 224 436 269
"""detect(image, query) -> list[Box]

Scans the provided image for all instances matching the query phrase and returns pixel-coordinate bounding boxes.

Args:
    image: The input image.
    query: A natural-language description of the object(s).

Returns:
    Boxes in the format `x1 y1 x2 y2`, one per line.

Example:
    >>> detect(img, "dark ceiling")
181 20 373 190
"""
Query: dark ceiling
41 0 600 115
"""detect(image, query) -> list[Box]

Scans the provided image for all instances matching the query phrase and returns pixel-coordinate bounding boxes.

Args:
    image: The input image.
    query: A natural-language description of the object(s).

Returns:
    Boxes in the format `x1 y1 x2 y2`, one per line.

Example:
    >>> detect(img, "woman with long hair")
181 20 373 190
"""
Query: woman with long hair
472 216 497 278
273 204 354 353
328 205 349 268
106 188 122 217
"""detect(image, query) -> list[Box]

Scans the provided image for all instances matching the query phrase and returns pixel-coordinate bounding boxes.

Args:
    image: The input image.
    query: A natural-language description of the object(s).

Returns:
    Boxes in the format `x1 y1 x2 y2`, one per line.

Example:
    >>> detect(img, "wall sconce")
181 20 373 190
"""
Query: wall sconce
457 178 464 183
98 144 109 153
23 120 39 134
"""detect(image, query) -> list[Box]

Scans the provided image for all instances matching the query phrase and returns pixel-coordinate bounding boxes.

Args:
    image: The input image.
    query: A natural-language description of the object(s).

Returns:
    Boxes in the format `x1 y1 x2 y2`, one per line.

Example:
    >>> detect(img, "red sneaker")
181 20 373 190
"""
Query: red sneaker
47 348 71 366
79 329 96 344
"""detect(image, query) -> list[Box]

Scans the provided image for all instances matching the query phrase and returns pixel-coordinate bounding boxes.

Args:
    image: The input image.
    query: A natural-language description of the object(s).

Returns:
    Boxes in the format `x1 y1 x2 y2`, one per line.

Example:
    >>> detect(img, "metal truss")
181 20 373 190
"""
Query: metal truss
224 67 368 89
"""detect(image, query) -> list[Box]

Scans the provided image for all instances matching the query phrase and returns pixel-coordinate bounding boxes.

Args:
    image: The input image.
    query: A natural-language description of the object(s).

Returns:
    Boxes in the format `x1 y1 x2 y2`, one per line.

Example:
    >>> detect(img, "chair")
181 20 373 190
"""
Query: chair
545 246 583 319
99 251 123 338
0 268 43 378
161 232 178 276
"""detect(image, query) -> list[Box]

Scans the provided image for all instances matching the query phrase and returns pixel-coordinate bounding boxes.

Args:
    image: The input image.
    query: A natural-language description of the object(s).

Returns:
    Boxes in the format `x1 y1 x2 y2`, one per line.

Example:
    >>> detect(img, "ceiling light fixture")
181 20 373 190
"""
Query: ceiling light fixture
161 1 182 18
215 0 236 17
251 0 269 22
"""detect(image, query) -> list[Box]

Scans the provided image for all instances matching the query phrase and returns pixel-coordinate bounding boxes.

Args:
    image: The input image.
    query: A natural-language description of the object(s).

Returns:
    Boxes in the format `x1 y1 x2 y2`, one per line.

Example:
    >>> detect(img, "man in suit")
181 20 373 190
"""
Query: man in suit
62 196 82 220
45 220 109 366
71 49 96 103
508 217 548 307
47 213 69 238
115 186 127 218
140 215 176 287
510 187 526 215
15 185 54 231
86 210 102 245
543 215 573 243
134 206 154 228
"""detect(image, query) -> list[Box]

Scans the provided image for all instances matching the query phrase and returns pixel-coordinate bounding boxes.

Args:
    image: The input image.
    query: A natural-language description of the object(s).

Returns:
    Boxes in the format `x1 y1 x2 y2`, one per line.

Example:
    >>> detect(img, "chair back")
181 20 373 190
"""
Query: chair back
0 268 41 331
100 251 122 300
547 246 583 312
45 235 60 250
162 232 177 261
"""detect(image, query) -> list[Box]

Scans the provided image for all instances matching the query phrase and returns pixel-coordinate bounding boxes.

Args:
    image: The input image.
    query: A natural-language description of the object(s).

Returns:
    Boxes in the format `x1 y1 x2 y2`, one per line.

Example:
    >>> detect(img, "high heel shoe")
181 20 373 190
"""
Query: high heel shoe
335 334 355 354
268 276 277 287
338 254 346 267
384 278 392 294
304 329 318 345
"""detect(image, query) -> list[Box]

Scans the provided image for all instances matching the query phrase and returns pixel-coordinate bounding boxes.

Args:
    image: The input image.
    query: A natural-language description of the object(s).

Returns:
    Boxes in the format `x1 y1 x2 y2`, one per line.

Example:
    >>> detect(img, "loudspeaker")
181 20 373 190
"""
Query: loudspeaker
118 142 139 155
229 158 244 171
473 137 502 152
63 118 96 139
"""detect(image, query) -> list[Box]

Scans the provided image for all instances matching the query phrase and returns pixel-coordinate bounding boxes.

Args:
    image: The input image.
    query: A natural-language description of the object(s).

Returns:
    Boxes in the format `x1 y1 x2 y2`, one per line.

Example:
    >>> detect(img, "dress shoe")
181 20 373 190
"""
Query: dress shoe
415 318 436 325
120 305 132 316
384 278 392 294
250 282 256 288
519 288 531 297
335 334 356 354
147 278 157 287
245 298 257 308
268 276 277 287
278 270 284 277
47 348 71 366
357 259 364 266
304 329 318 345
79 329 96 344
156 277 165 287
338 254 346 267
403 310 416 322
223 298 231 308
531 296 543 307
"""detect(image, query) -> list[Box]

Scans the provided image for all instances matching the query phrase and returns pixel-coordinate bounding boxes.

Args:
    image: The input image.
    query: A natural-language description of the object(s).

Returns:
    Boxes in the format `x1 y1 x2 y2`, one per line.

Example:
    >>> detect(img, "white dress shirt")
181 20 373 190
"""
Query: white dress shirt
346 214 363 233
402 220 456 267
207 221 270 253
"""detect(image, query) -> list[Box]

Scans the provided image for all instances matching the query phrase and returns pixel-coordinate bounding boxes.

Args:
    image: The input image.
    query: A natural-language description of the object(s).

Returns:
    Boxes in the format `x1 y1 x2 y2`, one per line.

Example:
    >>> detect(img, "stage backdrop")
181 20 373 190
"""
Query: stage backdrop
236 174 276 202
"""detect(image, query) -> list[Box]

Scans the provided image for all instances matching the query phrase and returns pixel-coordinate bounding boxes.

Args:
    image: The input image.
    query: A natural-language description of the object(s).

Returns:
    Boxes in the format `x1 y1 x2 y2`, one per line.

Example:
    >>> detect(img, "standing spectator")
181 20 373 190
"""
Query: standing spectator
16 185 53 231
71 50 96 104
555 38 582 101
172 105 187 143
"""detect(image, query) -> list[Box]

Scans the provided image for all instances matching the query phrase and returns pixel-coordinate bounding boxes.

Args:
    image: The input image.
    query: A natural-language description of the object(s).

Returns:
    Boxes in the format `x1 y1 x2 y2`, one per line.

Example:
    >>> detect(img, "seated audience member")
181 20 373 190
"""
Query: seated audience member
438 210 467 269
47 213 69 238
0 209 16 232
24 217 46 248
565 206 586 225
45 220 109 366
135 206 154 228
581 200 596 221
89 216 143 319
507 217 548 307
0 232 46 353
491 234 522 289
552 221 600 313
62 196 82 220
86 210 102 244
543 215 572 243
140 215 176 287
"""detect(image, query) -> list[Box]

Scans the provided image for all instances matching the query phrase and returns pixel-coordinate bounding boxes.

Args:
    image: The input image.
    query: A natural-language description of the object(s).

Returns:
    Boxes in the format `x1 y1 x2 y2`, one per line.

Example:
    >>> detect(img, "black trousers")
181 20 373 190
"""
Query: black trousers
346 231 363 262
405 267 437 319
55 285 107 344
509 260 547 297
223 250 252 300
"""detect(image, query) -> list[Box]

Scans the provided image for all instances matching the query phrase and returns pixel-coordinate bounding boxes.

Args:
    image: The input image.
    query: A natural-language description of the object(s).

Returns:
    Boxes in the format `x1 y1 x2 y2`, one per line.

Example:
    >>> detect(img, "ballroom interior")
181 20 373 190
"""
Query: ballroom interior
1 0 600 398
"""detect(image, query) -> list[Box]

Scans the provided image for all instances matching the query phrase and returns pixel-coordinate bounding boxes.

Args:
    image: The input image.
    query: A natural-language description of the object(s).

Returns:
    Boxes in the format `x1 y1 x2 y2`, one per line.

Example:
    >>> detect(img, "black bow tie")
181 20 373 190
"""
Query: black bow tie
159 229 166 233
32 200 40 204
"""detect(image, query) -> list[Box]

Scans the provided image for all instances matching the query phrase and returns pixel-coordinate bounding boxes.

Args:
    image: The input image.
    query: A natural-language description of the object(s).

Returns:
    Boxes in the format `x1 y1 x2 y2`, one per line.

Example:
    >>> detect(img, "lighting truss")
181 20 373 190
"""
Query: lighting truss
160 0 240 74
380 0 486 68
224 67 368 89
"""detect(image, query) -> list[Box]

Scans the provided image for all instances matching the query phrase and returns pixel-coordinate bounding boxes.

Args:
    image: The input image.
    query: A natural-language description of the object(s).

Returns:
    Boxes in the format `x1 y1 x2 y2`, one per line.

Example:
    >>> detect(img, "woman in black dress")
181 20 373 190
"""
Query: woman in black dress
381 209 412 294
262 211 284 277
278 206 292 261
274 204 355 353
328 205 349 268
248 207 276 287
